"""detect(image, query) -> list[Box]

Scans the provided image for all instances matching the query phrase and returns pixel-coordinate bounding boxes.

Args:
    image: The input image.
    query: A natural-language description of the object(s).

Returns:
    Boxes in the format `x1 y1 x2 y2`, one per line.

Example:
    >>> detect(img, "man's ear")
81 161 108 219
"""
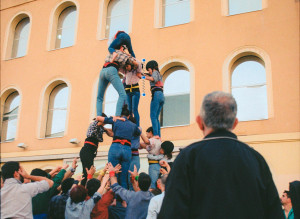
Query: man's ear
231 118 238 130
196 115 204 131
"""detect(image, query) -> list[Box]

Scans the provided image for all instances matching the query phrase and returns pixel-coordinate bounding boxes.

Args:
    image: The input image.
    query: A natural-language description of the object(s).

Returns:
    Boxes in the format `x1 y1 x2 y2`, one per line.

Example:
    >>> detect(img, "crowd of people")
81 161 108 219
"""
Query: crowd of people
1 31 299 219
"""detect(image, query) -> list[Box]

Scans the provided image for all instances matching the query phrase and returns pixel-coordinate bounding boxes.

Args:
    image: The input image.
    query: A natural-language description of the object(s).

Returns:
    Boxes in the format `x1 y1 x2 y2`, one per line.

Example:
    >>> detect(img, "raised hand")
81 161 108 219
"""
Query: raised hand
86 165 96 176
75 174 85 182
160 168 168 175
114 164 122 174
128 165 138 177
18 166 29 179
62 164 69 170
72 158 78 169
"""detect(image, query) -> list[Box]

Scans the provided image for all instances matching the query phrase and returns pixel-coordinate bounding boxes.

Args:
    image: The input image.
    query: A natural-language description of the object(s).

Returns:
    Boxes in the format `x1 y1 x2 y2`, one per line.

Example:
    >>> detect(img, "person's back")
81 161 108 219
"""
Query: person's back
170 129 282 218
48 178 75 219
32 168 66 217
111 118 140 140
65 185 101 219
1 178 49 219
112 183 153 219
158 91 284 219
109 168 154 219
1 162 52 219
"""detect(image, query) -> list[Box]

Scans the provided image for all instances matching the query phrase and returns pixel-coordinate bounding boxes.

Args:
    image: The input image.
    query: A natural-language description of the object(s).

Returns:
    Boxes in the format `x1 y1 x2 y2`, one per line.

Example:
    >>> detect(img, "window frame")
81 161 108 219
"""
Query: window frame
3 13 31 60
222 46 274 120
162 0 191 27
97 0 133 40
159 65 192 128
0 89 21 143
45 83 69 138
38 79 71 139
155 0 194 28
231 55 268 121
47 1 79 51
55 6 77 49
221 0 267 16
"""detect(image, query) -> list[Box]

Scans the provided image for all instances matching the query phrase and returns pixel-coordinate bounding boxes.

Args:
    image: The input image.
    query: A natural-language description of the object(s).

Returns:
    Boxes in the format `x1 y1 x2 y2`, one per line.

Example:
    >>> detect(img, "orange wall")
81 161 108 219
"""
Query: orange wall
1 0 299 154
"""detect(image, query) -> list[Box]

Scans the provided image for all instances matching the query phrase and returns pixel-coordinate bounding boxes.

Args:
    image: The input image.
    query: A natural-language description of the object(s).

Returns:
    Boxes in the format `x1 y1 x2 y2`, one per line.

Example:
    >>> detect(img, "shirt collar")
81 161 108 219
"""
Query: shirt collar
4 178 22 185
204 129 237 140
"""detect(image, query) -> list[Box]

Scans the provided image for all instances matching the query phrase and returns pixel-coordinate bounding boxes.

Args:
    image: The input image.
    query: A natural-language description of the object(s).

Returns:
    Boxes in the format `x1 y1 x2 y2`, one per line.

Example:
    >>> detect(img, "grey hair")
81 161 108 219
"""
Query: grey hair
200 91 237 130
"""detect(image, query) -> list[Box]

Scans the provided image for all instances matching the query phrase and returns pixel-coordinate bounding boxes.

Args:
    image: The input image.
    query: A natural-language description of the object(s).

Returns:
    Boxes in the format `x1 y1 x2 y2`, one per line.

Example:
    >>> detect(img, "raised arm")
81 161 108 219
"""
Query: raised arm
62 157 78 180
104 128 114 137
140 132 150 144
19 166 53 188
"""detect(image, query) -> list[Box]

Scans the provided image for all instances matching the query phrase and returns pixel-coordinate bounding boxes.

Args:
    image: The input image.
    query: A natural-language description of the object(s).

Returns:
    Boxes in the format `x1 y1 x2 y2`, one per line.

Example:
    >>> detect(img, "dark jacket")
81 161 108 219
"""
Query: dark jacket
158 129 284 219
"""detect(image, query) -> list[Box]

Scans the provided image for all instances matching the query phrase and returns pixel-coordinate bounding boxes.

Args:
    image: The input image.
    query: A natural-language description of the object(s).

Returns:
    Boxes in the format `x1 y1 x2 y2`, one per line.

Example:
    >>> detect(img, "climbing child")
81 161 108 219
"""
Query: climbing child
143 60 164 138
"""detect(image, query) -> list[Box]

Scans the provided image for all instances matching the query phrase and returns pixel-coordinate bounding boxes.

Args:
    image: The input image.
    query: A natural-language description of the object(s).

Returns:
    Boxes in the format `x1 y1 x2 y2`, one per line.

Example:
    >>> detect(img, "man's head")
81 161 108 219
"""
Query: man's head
281 190 292 206
146 127 154 138
61 178 75 194
197 91 238 134
30 168 49 181
138 172 151 191
121 104 130 118
86 178 101 197
1 161 20 181
70 185 88 203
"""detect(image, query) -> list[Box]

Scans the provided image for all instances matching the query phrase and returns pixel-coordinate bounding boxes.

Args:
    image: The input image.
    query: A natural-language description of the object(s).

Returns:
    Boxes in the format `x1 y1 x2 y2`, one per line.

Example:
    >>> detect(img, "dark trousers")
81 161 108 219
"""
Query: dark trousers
80 144 97 186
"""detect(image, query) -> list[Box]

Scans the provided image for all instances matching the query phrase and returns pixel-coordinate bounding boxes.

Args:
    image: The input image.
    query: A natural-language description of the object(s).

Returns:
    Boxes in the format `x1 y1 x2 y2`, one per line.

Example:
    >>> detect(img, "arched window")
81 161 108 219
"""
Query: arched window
1 92 20 142
161 67 190 126
231 56 268 121
106 0 130 38
162 0 190 27
46 84 69 137
11 17 30 58
228 0 262 15
55 6 77 49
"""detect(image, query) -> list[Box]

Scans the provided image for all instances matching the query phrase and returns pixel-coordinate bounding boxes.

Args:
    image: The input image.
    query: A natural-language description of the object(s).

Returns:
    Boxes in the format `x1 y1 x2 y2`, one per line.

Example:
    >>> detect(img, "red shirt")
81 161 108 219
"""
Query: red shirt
90 190 114 219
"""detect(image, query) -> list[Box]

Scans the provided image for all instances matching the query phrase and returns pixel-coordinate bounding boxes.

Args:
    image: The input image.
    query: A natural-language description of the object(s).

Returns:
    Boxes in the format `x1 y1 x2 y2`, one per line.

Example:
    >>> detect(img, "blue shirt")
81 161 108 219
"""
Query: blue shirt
283 208 294 219
48 193 69 219
104 117 141 140
65 192 101 219
111 183 154 219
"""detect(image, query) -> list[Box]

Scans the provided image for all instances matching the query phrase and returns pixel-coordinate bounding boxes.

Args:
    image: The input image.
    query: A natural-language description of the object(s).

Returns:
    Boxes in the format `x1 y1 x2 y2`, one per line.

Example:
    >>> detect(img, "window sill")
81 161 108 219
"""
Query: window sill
238 118 268 122
98 37 109 41
38 136 64 140
158 22 190 29
227 9 262 16
4 55 26 61
48 45 74 52
161 123 190 129
0 140 15 143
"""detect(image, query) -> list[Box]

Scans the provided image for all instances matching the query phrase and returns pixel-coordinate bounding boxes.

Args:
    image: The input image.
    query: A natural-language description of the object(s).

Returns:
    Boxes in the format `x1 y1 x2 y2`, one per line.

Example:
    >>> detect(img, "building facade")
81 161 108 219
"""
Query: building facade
1 0 299 193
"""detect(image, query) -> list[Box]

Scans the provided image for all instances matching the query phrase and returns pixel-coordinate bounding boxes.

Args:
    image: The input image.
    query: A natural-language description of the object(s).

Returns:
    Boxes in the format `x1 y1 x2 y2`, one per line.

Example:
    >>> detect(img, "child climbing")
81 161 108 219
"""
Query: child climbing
143 60 165 138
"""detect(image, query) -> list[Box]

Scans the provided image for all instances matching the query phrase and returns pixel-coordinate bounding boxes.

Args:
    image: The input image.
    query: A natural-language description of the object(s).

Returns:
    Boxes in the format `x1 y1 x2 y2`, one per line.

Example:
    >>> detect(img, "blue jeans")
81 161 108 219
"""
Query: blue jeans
127 91 140 126
108 32 135 58
128 155 140 190
150 91 165 136
96 66 128 116
108 143 132 189
149 163 161 189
